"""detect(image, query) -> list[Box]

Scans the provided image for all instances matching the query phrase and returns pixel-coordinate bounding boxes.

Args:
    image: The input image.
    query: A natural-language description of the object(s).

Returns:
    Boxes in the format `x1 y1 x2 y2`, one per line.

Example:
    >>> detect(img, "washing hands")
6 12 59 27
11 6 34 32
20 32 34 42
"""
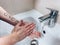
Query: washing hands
0 20 41 45
0 6 41 45
12 20 41 40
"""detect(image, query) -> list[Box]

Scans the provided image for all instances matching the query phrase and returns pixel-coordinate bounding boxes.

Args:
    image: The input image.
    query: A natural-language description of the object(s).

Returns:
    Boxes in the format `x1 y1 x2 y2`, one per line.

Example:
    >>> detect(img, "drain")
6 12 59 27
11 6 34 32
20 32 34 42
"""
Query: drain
43 30 46 34
30 40 38 45
31 44 36 45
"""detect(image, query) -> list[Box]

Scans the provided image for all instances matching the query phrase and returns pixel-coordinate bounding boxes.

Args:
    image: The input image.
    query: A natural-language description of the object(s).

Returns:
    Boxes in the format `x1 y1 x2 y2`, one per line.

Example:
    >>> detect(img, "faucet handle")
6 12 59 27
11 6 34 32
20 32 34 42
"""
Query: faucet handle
46 8 59 17
46 8 58 11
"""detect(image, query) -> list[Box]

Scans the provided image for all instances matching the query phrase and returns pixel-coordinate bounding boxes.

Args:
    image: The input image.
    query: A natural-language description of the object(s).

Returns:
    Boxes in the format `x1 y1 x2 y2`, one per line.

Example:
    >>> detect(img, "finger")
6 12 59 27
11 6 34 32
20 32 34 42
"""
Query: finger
19 20 29 26
27 25 35 36
16 21 22 26
20 20 25 26
25 23 35 30
27 29 33 36
25 23 35 28
24 24 35 36
29 31 41 39
19 23 35 37
23 26 34 38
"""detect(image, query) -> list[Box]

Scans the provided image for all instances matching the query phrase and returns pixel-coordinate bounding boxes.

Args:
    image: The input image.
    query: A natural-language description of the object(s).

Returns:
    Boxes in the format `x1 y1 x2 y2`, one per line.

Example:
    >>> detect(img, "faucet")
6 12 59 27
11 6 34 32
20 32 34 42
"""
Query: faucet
38 8 59 27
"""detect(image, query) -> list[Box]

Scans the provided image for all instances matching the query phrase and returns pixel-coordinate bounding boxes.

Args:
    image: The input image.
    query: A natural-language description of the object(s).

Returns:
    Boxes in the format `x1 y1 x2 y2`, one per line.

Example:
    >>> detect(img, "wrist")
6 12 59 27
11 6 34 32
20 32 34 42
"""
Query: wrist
9 33 19 43
0 34 18 45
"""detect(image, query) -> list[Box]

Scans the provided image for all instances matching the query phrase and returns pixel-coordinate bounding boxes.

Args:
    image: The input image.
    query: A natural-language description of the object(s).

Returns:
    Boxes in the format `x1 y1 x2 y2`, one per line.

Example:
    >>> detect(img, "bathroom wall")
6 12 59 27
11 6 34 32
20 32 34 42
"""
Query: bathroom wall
35 0 60 24
0 0 34 15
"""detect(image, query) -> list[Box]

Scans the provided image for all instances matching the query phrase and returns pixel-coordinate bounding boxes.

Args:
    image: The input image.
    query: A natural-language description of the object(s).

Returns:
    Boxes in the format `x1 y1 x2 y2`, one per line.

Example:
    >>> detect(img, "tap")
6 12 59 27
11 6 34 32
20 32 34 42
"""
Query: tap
38 8 59 27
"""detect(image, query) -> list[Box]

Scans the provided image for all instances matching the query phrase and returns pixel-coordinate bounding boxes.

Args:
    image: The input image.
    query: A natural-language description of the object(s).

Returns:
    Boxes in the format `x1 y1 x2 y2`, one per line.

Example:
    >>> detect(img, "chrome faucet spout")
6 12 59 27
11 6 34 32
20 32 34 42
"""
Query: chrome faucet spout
38 8 59 27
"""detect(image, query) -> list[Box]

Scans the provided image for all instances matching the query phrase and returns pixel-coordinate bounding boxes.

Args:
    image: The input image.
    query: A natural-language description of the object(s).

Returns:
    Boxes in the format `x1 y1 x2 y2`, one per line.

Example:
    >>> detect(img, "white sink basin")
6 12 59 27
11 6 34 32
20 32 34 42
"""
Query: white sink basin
0 10 60 45
38 23 60 45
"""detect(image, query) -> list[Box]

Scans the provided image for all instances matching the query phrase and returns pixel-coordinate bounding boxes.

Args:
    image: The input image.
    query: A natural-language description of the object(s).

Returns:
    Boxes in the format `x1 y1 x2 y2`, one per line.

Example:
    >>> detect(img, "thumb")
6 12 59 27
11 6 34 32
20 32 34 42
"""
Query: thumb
16 20 23 26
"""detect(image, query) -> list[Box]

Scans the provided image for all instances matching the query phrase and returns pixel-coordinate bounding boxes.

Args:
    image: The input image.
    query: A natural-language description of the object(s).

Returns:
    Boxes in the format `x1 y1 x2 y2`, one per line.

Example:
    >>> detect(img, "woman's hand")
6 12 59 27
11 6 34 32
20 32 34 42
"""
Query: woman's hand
0 20 41 45
11 21 35 43
0 21 35 45
29 30 41 39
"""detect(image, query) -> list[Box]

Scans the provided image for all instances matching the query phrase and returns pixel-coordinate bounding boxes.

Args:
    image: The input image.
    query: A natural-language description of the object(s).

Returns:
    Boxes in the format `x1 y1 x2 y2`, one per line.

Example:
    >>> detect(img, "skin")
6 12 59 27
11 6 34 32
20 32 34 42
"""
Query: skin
0 7 41 45
0 21 35 45
0 7 19 26
0 6 41 38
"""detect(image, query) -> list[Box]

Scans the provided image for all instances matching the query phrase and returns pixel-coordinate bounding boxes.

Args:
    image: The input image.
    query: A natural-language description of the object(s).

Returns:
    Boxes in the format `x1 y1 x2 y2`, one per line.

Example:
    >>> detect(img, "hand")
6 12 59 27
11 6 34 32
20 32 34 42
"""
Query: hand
29 30 41 39
11 21 35 42
0 20 41 45
12 20 41 40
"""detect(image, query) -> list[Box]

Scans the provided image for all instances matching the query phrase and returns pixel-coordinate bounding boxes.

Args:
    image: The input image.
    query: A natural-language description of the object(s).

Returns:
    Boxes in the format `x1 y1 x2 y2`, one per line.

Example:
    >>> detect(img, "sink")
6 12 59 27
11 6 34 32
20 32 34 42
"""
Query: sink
0 10 60 45
38 23 60 45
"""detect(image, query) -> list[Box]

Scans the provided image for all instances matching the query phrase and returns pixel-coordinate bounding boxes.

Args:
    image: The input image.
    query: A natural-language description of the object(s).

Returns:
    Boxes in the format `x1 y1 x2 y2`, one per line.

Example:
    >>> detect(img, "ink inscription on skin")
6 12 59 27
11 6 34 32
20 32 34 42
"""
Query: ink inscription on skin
4 13 18 22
